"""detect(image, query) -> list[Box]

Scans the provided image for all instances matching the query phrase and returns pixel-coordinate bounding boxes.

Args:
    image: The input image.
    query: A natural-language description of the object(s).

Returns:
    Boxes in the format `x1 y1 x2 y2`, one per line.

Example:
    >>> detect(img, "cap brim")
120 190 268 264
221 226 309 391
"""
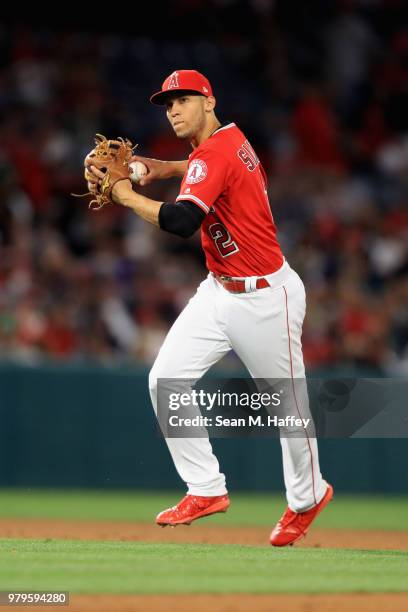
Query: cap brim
149 90 170 105
149 89 206 106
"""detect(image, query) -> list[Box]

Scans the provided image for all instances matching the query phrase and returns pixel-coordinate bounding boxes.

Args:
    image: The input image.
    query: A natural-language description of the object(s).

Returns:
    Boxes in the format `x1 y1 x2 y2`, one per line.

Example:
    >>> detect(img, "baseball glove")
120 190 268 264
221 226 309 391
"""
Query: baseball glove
74 134 137 210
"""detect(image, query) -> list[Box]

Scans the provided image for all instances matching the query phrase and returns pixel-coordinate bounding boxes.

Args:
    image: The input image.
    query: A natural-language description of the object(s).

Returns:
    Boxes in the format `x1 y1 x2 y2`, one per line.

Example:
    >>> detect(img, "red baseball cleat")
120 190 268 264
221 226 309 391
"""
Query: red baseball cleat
270 484 334 547
156 494 230 526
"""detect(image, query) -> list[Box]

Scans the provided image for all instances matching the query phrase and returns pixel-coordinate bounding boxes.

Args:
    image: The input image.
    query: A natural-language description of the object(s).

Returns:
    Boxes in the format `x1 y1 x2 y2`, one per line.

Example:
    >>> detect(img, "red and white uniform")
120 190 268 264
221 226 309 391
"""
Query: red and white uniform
149 123 327 513
176 123 284 277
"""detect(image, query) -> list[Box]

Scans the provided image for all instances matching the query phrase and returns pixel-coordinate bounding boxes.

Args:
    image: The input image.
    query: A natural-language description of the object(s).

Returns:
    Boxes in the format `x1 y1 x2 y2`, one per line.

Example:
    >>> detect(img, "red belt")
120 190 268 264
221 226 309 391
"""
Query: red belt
214 275 270 293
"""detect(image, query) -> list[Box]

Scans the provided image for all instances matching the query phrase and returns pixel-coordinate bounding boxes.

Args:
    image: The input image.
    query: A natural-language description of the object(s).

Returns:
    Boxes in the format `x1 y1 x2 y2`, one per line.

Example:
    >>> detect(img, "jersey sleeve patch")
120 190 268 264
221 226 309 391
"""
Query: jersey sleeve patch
186 159 208 184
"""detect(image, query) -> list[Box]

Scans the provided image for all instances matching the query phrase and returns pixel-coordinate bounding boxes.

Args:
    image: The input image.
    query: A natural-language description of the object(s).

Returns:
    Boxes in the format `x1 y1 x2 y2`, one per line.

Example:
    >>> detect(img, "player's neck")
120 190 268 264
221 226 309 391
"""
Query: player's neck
190 117 221 148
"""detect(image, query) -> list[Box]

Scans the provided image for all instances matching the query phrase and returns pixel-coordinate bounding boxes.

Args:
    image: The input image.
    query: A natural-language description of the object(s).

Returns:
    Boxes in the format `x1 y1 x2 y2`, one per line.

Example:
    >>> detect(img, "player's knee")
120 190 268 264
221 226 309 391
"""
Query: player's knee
148 367 158 397
148 367 159 416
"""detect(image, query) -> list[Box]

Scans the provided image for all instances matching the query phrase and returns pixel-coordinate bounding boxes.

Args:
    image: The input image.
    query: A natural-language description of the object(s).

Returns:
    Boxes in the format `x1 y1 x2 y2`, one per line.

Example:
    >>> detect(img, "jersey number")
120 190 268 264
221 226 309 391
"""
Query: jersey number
209 223 239 258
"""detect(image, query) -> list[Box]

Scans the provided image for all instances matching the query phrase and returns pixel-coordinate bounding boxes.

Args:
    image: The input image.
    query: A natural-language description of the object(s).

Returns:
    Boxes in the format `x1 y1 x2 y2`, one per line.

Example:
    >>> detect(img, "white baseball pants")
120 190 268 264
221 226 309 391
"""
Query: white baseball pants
149 261 327 512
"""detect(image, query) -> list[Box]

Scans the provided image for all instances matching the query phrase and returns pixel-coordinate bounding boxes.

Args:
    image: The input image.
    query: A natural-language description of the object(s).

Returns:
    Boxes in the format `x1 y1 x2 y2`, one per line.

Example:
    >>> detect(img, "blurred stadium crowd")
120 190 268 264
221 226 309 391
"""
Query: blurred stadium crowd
0 0 407 373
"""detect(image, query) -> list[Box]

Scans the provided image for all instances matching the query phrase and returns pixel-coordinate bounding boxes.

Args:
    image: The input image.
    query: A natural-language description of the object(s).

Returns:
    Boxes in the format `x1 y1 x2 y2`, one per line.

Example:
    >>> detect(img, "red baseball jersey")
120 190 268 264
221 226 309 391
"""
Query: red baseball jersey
176 123 284 277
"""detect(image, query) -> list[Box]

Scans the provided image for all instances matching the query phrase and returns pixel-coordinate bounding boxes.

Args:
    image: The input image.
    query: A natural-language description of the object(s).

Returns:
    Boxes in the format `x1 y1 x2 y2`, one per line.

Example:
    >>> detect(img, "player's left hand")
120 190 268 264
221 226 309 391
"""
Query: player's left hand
73 134 137 210
86 165 105 192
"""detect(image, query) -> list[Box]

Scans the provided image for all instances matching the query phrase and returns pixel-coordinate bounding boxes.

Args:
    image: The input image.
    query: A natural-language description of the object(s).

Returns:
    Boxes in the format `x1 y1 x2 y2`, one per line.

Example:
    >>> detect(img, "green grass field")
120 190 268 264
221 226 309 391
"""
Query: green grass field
0 489 407 595
0 540 407 594
0 489 407 529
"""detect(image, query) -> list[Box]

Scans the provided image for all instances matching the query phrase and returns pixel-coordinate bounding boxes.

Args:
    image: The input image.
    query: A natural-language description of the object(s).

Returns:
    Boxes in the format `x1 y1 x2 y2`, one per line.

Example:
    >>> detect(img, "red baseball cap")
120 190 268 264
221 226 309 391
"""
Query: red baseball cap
150 70 213 105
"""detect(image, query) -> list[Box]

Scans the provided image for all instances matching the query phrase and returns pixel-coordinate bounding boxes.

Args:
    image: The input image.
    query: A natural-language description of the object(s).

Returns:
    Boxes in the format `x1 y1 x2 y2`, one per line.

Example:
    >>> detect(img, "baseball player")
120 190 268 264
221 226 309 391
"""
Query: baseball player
87 70 333 546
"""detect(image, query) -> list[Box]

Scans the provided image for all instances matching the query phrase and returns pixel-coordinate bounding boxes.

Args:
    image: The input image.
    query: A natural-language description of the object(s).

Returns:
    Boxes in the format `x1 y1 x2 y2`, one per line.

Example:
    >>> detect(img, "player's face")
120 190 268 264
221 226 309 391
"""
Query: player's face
165 95 207 140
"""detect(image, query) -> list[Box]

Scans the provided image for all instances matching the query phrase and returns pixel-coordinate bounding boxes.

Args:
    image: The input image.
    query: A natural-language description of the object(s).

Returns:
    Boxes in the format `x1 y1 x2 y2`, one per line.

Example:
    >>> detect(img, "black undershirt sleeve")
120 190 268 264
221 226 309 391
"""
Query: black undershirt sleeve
158 200 206 238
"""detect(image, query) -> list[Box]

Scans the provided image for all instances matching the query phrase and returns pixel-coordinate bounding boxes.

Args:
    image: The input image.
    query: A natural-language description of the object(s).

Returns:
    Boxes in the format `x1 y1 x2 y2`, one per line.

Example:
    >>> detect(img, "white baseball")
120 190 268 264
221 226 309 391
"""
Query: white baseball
129 161 148 183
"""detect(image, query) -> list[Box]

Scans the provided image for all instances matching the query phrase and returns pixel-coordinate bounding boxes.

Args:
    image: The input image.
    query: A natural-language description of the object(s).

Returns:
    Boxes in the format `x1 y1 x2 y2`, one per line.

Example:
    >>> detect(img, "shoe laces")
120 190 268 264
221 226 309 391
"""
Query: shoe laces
171 495 205 516
277 505 317 533
277 507 298 529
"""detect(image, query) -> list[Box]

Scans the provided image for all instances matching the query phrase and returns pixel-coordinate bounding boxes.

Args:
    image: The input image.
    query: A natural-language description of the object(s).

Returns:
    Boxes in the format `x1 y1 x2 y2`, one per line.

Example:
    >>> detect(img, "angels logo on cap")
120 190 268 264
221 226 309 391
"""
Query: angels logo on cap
150 70 213 105
167 71 180 89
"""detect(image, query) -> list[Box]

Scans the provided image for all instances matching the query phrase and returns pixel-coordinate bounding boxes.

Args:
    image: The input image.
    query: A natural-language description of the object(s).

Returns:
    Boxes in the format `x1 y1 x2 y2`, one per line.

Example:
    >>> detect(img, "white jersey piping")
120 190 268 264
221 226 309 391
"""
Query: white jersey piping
176 194 210 213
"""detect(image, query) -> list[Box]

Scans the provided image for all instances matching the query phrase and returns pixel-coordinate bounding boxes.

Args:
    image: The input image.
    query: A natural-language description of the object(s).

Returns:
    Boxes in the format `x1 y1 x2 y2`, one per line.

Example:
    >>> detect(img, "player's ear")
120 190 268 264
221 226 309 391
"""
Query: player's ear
205 96 216 112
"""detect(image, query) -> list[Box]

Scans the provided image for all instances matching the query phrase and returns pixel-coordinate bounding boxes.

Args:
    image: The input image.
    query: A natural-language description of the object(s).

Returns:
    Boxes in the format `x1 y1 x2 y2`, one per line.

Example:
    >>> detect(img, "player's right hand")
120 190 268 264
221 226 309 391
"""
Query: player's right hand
128 155 166 186
129 155 186 185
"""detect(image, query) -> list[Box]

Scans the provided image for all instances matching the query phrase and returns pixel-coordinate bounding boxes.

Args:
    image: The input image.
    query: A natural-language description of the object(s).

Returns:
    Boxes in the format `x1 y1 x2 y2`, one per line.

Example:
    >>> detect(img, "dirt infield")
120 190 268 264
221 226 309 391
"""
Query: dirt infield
3 519 408 612
71 593 408 612
0 517 408 550
9 594 408 612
